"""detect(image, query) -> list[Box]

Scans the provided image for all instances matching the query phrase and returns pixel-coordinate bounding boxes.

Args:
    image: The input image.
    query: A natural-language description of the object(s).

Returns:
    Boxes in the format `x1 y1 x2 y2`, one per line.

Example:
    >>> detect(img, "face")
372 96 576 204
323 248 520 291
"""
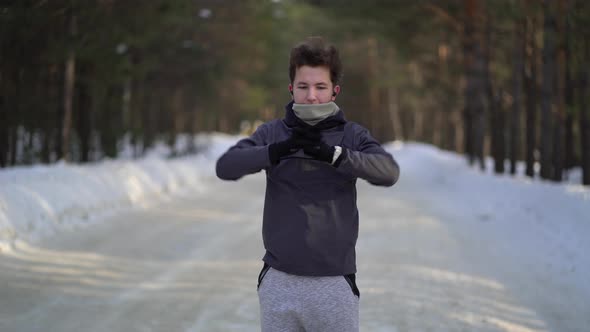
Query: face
290 65 340 104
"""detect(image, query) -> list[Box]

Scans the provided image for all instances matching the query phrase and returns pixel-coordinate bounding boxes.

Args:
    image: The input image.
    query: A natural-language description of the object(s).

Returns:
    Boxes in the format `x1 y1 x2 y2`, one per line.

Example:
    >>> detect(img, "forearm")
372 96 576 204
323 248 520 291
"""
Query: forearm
337 149 400 186
216 144 271 180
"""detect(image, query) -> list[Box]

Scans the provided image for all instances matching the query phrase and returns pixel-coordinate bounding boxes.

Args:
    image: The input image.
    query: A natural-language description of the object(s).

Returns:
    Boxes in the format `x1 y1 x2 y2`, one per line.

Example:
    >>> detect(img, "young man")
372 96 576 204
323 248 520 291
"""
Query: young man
216 36 399 331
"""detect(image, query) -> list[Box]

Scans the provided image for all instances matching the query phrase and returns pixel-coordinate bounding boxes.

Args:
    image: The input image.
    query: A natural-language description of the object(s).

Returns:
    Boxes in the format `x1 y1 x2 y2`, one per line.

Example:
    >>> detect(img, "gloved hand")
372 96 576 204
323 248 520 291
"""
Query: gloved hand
301 127 336 164
268 127 321 165
304 141 336 164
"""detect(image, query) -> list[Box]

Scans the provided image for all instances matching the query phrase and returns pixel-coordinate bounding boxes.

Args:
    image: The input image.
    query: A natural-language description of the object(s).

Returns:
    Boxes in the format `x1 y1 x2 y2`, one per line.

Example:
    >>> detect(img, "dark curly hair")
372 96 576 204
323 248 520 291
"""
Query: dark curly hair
289 36 343 85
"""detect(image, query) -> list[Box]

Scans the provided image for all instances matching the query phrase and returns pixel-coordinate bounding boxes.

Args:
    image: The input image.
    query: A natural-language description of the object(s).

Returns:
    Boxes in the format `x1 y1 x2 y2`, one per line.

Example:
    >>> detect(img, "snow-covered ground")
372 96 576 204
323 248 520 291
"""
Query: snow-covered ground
0 133 236 253
0 134 589 331
385 142 590 330
1 135 588 258
389 141 590 292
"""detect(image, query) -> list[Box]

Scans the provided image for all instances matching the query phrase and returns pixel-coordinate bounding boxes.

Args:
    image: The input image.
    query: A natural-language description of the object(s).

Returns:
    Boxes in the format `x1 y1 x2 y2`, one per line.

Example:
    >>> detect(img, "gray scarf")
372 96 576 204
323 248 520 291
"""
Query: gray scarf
292 102 340 126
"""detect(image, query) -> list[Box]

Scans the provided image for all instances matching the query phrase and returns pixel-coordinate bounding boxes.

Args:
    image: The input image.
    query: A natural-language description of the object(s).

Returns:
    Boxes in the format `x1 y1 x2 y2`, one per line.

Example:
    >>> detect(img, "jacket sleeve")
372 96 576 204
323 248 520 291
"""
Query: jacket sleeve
336 124 400 187
215 124 272 181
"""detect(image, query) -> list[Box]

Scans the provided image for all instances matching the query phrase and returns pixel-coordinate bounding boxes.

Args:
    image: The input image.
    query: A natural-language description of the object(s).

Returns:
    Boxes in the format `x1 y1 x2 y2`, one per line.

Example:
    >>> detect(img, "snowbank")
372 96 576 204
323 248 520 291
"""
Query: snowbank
385 141 590 294
0 133 240 252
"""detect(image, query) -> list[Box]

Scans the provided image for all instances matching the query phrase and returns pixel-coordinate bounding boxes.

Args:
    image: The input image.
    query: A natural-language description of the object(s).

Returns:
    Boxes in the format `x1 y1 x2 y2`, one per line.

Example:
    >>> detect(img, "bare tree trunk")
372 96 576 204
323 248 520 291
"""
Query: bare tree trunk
26 130 35 164
432 104 442 147
414 109 424 142
169 87 185 155
453 110 463 153
9 68 22 165
564 110 574 171
8 123 17 165
491 89 505 174
216 92 229 134
131 79 144 158
367 37 380 138
563 2 575 173
0 75 6 167
540 1 555 180
122 77 132 129
580 41 590 185
463 0 486 170
141 84 155 155
510 16 525 175
437 40 456 151
77 64 91 163
41 64 59 163
101 86 121 158
377 88 389 142
485 13 505 174
61 12 77 162
384 47 403 142
185 92 198 154
194 103 204 133
525 15 538 178
463 107 473 159
551 0 569 182
387 86 404 141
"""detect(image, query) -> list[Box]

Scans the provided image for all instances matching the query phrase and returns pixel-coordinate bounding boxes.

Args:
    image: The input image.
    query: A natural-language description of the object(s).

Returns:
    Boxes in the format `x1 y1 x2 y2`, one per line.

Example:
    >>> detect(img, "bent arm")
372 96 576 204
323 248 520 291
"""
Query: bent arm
215 124 272 181
337 126 400 187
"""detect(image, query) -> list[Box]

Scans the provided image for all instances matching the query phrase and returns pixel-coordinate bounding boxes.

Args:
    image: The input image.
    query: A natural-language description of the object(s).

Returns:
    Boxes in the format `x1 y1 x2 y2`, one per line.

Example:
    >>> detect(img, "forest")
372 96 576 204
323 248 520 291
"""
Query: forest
1 0 589 185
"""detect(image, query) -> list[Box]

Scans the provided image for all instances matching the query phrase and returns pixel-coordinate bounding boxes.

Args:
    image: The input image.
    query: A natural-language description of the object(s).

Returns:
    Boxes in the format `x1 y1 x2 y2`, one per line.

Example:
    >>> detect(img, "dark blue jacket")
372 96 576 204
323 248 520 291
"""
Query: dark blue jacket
216 103 400 276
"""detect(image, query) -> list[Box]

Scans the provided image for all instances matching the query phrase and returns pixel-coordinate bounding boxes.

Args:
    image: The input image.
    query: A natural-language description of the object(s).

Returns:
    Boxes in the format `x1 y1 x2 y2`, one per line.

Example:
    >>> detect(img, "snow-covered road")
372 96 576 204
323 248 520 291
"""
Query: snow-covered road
0 167 588 331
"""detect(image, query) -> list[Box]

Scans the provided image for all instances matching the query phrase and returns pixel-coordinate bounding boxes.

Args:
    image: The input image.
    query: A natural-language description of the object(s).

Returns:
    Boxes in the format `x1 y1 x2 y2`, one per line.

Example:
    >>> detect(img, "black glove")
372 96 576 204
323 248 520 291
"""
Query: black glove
301 127 346 165
268 127 321 165
304 142 336 164
295 126 333 163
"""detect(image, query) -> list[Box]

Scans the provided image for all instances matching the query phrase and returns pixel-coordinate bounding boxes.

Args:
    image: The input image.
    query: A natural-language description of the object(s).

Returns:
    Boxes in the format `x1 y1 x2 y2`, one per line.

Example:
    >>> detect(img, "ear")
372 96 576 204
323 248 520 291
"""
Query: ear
332 85 341 100
288 84 294 98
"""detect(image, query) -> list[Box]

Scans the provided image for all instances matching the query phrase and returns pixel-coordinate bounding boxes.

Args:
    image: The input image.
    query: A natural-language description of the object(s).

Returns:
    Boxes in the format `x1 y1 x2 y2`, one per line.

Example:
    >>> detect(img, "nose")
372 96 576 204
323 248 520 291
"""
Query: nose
306 88 318 103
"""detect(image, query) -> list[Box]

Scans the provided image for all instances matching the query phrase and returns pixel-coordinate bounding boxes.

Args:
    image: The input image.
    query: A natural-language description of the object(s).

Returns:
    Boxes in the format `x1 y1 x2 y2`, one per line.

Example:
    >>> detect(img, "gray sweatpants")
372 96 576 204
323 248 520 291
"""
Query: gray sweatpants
257 266 359 332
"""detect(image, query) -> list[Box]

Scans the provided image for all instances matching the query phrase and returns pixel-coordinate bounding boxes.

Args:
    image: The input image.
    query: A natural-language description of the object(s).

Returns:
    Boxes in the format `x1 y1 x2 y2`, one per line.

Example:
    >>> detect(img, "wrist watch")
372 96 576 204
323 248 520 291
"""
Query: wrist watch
331 146 342 165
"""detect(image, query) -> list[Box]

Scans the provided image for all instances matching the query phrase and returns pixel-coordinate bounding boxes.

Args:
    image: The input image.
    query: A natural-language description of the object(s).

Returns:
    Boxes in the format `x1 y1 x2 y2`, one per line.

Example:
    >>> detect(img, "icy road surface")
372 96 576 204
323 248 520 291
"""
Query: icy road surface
0 173 588 332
